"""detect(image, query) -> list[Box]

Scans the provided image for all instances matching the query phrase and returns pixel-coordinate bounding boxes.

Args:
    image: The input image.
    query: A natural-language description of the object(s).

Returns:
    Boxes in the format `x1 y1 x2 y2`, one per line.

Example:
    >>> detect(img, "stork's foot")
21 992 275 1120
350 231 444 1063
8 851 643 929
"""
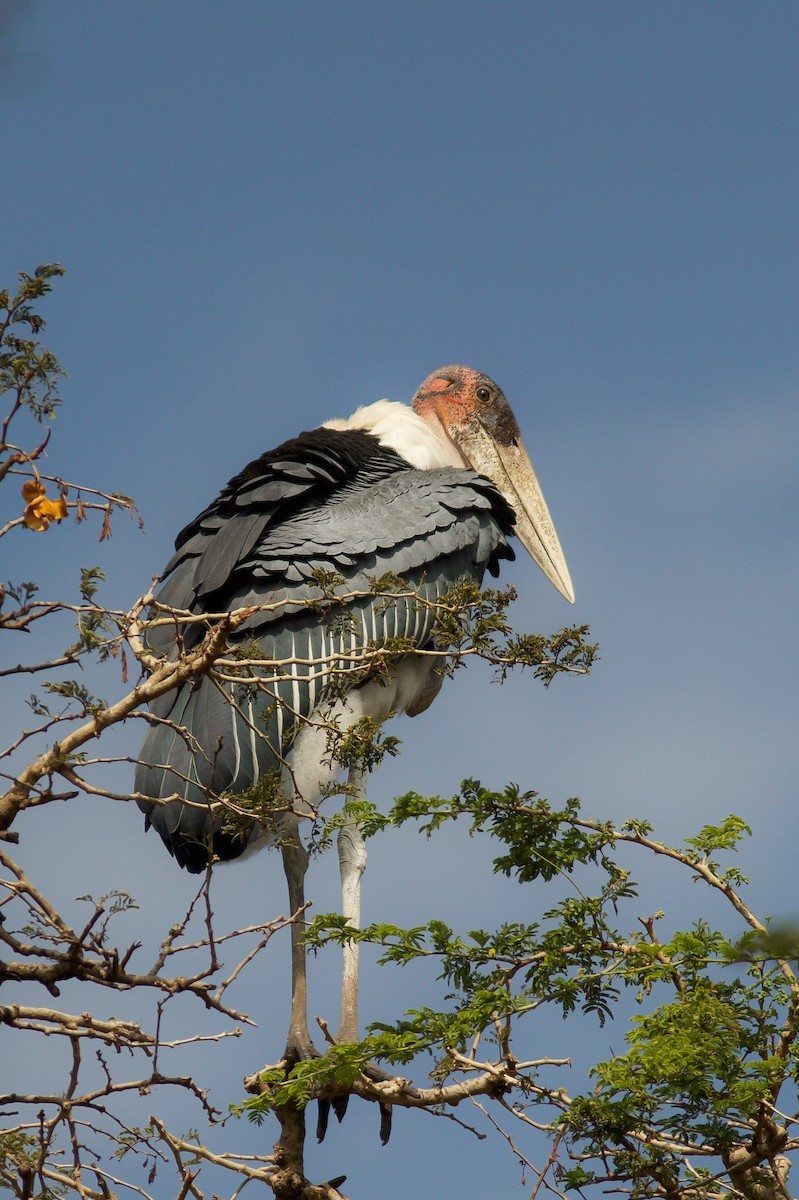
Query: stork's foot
314 1091 349 1143
283 1028 320 1066
317 1092 390 1146
361 1062 393 1145
277 1033 335 1146
378 1101 391 1146
316 1097 332 1142
316 1061 395 1145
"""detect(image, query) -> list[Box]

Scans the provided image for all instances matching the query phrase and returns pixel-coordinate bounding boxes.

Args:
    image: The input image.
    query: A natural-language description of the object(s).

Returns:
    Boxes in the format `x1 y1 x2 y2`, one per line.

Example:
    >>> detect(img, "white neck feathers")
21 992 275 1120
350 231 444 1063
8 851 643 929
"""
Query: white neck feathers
323 399 463 470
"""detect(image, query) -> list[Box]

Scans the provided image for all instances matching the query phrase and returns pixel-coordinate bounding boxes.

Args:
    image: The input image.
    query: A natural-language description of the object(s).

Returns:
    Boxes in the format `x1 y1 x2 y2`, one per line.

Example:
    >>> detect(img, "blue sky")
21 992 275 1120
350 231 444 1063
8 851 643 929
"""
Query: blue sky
2 2 799 1195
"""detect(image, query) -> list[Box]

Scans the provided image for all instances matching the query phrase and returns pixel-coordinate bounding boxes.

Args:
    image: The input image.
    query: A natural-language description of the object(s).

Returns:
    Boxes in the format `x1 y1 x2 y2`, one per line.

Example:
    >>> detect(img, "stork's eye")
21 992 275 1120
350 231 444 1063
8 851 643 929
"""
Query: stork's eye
476 386 492 404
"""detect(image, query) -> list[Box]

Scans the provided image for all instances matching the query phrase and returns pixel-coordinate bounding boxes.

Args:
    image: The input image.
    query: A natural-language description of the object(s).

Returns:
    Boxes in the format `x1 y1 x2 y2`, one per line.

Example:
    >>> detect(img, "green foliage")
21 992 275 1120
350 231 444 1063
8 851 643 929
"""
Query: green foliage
684 814 753 884
427 579 598 685
329 713 401 773
296 787 799 1198
0 264 66 424
2 579 38 605
237 1045 372 1119
0 1130 64 1200
64 569 117 658
219 770 283 842
367 571 409 594
684 814 753 858
41 679 107 716
77 565 106 602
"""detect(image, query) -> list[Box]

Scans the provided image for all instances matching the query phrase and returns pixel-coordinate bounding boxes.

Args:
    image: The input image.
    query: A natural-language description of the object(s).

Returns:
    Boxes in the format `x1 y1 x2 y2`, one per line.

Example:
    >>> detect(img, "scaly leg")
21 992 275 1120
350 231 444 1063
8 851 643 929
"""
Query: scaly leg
276 807 316 1062
315 764 392 1143
336 763 368 1044
322 765 367 1131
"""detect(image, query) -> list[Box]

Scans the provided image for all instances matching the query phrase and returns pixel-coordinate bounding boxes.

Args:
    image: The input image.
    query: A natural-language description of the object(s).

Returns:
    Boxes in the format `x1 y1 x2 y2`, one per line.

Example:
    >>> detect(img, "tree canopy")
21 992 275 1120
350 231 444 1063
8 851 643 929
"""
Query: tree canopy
2 268 797 1200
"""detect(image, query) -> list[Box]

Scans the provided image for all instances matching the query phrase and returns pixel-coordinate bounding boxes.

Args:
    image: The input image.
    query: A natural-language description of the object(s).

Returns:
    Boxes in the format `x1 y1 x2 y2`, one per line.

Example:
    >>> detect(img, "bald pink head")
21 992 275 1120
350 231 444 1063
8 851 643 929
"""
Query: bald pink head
412 364 575 604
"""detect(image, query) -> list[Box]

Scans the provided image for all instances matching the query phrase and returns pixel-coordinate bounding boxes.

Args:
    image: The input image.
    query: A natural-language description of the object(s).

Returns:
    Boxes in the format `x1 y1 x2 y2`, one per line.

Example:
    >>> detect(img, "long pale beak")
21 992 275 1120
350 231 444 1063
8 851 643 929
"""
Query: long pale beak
455 422 575 604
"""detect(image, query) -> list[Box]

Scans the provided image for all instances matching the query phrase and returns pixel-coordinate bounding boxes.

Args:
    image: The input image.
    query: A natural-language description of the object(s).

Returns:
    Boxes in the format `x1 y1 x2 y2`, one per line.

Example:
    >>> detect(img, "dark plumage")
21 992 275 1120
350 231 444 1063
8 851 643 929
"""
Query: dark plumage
135 366 573 1088
136 425 515 872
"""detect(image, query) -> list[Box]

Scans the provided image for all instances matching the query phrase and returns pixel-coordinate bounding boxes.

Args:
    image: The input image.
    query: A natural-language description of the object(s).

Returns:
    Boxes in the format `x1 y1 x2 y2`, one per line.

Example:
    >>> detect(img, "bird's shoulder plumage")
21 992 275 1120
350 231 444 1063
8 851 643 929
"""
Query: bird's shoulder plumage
152 423 515 650
161 427 408 601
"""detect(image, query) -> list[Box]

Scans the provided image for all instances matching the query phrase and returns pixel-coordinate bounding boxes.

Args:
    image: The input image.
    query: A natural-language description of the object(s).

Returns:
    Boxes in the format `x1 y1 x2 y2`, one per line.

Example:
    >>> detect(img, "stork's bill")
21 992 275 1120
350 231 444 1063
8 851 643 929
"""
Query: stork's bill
412 366 575 604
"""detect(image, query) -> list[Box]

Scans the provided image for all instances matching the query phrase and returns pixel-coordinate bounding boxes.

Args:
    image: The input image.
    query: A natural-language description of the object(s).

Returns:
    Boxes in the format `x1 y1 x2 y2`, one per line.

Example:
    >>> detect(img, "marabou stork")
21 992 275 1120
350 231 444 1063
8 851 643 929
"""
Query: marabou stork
136 365 574 1086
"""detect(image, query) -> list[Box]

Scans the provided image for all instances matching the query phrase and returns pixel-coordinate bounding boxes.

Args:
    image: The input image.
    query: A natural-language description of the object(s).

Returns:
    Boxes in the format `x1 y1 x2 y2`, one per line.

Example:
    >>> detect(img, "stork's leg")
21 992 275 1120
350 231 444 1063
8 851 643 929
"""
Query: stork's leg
318 764 367 1134
276 808 316 1062
314 763 394 1144
337 763 368 1043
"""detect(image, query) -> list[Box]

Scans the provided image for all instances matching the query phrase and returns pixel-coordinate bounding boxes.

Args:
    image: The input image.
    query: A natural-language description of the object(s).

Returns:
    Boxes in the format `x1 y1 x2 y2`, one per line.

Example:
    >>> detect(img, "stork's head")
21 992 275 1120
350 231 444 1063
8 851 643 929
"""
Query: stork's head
413 365 575 604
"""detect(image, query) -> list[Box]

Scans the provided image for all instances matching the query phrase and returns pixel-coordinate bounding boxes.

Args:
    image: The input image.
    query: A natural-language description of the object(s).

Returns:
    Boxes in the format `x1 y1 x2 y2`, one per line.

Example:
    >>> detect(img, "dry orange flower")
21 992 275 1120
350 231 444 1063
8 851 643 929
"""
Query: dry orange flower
21 480 68 531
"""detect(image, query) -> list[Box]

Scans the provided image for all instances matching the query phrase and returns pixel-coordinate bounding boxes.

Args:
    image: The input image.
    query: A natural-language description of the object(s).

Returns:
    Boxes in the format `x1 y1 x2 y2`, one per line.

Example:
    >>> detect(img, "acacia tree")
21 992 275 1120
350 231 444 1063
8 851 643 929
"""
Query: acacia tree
2 266 797 1200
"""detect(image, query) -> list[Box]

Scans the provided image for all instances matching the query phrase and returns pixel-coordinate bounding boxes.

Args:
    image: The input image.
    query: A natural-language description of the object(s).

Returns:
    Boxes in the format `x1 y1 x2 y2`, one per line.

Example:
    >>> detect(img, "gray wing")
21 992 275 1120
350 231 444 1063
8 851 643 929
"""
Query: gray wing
136 452 515 872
